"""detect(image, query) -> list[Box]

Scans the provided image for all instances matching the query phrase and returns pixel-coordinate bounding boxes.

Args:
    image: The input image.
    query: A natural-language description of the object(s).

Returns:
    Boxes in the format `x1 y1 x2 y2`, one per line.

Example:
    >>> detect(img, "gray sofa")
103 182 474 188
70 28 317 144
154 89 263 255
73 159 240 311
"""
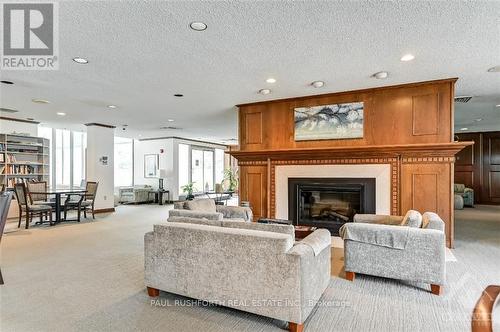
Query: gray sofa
340 211 446 295
144 217 331 331
171 198 253 222
118 185 153 204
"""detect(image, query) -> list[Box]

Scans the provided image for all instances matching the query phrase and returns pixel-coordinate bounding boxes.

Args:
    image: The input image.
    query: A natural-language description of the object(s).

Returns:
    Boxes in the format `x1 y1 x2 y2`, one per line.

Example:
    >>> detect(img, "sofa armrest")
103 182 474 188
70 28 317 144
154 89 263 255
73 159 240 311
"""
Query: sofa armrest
353 214 403 225
299 229 331 256
168 209 223 221
216 205 253 222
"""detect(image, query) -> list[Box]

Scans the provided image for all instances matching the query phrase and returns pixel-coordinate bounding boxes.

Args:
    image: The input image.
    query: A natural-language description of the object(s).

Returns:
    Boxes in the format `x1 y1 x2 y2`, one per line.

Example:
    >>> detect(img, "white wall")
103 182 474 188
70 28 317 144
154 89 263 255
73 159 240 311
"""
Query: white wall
133 138 176 196
133 138 227 201
0 118 38 136
86 126 114 210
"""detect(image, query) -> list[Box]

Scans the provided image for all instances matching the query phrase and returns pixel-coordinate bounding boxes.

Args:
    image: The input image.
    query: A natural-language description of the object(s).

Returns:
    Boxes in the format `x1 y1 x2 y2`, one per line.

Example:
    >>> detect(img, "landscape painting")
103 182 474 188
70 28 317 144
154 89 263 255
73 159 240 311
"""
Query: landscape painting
294 101 364 141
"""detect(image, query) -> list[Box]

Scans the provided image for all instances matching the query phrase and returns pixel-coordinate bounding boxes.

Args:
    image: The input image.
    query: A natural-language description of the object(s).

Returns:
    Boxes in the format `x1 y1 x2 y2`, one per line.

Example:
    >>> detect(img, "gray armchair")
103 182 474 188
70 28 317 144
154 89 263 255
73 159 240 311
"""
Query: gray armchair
171 198 253 222
454 183 474 207
340 211 446 295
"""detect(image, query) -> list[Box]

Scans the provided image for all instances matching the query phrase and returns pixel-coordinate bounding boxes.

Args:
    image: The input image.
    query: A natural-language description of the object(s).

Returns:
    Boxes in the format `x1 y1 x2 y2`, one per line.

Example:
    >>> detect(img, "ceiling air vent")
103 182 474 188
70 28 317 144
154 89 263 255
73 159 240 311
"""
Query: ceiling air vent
454 96 473 103
0 107 18 113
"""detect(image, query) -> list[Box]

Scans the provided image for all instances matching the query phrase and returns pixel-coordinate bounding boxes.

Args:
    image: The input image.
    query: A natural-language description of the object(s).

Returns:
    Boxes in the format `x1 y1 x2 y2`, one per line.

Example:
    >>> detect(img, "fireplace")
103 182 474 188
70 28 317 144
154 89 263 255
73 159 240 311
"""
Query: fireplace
288 178 376 235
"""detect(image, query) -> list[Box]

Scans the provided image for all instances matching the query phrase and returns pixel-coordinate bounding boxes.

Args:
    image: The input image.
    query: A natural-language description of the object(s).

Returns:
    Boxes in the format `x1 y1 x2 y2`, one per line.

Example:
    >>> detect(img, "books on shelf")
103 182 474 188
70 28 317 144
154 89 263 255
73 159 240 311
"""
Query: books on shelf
6 164 35 174
7 177 33 188
5 154 16 162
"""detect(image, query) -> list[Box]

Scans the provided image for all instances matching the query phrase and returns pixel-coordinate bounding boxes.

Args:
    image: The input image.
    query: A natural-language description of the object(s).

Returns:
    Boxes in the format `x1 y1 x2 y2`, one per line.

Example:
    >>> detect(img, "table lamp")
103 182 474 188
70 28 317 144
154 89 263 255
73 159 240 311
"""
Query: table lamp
158 169 167 190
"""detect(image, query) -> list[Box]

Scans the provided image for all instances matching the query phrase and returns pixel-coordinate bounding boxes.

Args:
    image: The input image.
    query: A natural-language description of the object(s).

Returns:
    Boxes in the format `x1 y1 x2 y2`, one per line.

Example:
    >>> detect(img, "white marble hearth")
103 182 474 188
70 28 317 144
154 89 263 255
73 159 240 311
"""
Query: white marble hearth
275 164 391 219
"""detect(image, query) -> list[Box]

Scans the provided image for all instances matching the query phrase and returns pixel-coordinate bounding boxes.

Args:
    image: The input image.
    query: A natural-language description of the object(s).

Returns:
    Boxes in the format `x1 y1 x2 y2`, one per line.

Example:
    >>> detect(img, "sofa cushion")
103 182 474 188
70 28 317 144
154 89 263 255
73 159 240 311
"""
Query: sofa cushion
222 220 295 237
168 216 222 227
168 209 223 221
401 210 422 228
185 199 216 213
421 212 445 232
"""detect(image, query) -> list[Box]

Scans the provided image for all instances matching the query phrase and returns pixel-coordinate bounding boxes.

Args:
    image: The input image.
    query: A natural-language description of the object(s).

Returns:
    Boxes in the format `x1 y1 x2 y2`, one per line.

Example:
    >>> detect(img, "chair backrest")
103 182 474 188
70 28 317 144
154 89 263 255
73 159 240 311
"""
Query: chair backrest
86 181 98 200
27 181 47 203
14 183 29 207
0 192 13 243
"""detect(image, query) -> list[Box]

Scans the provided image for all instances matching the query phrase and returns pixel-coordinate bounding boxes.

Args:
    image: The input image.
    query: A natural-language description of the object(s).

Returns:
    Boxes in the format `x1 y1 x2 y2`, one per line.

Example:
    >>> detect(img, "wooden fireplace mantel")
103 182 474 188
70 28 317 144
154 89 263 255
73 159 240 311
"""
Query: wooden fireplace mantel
229 142 473 161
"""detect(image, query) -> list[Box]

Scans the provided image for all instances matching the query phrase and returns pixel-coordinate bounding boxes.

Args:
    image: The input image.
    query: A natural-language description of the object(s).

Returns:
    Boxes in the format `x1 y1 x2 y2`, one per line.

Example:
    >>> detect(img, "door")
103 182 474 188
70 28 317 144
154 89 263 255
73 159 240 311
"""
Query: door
482 132 500 204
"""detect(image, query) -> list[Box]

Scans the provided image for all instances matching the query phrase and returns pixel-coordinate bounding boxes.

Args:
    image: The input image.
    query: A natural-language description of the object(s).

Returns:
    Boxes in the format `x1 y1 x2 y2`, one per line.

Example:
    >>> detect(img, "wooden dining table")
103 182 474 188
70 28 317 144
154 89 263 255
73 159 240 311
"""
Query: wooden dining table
29 188 87 224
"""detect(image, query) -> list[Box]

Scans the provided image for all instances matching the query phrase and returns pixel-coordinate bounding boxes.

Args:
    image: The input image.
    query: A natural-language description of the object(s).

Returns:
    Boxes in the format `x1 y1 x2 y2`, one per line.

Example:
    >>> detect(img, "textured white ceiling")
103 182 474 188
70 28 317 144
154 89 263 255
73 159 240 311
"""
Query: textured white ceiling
1 1 499 142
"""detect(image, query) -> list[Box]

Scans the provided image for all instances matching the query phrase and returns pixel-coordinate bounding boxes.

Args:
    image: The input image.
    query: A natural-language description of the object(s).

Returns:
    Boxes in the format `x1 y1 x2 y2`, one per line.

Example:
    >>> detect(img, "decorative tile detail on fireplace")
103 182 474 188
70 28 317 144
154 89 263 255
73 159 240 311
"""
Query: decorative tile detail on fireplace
288 178 376 235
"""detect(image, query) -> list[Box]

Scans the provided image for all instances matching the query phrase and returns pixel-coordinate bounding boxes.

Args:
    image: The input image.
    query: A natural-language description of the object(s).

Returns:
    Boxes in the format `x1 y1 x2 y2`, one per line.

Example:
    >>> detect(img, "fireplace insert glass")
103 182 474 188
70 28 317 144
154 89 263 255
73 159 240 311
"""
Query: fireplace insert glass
288 178 376 235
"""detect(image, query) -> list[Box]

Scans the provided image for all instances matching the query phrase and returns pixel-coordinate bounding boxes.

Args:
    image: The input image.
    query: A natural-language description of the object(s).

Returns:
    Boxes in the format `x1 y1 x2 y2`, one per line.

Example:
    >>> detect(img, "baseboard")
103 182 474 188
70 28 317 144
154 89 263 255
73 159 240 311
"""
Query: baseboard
93 208 115 214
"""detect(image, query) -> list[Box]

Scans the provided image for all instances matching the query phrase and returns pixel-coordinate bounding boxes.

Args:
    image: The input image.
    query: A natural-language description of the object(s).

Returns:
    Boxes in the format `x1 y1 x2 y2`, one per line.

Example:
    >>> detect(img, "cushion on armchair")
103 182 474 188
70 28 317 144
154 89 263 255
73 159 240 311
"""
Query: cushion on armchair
400 210 422 228
185 198 216 212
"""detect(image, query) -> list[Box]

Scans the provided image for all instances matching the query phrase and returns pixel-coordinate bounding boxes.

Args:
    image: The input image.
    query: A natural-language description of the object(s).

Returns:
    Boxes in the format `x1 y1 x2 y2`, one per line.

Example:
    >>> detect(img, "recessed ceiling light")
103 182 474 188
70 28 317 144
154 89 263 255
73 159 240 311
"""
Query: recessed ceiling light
496 104 500 108
57 112 66 116
266 78 276 84
311 81 325 88
189 22 207 31
460 127 468 131
487 66 500 72
174 94 184 97
107 105 117 109
167 119 175 122
474 118 483 122
259 89 271 95
372 71 388 79
1 80 14 85
32 98 50 104
72 57 88 64
400 54 415 62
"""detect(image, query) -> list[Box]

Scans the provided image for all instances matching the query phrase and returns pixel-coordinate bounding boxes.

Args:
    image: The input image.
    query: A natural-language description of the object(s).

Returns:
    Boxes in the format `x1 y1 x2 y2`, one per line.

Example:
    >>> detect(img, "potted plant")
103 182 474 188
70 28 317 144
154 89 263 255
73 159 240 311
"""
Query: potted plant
223 167 238 192
181 182 196 200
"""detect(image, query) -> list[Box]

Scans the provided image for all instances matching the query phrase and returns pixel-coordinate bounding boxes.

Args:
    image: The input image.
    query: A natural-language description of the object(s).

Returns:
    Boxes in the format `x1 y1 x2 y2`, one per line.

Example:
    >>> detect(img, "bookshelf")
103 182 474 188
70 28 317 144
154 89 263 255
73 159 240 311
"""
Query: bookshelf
0 133 50 189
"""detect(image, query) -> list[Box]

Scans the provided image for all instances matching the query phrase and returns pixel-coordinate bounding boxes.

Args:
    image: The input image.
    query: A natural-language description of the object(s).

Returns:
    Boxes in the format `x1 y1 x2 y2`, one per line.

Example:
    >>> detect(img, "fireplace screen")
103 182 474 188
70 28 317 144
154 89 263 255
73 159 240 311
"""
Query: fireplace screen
288 178 376 235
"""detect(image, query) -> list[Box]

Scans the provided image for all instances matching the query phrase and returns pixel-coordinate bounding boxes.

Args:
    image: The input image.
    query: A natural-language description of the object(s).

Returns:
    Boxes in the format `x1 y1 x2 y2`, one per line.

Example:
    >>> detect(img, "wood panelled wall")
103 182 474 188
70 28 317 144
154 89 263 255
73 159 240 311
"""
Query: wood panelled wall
233 78 467 247
455 131 500 204
238 79 454 151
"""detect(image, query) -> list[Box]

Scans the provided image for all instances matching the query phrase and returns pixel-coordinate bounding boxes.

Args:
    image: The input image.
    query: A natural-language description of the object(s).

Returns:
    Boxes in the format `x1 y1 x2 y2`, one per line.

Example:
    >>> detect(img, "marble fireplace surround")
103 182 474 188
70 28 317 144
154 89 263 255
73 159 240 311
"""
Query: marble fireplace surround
274 164 391 220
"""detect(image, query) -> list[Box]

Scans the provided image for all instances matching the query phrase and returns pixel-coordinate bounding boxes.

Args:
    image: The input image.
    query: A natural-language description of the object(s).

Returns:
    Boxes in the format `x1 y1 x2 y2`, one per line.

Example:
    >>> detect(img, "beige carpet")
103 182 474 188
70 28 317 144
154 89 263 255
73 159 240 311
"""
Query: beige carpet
1 204 499 331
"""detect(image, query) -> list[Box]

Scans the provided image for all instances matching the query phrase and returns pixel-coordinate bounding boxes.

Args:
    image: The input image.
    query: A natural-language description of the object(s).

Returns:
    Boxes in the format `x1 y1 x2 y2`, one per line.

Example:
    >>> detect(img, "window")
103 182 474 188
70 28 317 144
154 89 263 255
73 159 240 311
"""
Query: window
55 129 71 188
203 150 214 191
191 149 203 192
179 144 226 195
215 149 225 185
39 127 87 188
178 144 189 193
114 137 133 187
73 132 86 187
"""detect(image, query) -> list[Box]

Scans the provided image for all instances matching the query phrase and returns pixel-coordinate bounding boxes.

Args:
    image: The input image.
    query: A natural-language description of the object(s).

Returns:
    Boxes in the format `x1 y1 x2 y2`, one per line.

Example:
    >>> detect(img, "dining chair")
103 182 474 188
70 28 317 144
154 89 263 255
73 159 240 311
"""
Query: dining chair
27 181 54 220
27 181 52 205
0 191 13 285
14 183 53 229
63 192 84 222
81 181 99 219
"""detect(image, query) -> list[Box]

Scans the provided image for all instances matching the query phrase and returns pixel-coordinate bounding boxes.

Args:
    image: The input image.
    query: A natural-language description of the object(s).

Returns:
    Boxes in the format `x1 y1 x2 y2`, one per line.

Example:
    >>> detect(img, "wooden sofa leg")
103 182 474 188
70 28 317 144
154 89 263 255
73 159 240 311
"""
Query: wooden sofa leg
345 271 355 281
147 287 159 297
288 322 303 332
430 284 442 296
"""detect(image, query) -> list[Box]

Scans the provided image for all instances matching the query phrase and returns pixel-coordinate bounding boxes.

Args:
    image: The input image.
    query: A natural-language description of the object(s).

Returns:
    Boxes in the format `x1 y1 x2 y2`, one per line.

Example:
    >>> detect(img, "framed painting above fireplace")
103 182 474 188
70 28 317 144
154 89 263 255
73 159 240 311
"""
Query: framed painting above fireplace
294 101 364 141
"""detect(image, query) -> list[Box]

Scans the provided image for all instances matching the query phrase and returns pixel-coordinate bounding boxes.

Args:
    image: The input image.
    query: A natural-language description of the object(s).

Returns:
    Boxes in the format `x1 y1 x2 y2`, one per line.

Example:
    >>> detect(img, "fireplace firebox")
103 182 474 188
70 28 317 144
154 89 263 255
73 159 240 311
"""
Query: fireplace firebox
288 178 376 235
